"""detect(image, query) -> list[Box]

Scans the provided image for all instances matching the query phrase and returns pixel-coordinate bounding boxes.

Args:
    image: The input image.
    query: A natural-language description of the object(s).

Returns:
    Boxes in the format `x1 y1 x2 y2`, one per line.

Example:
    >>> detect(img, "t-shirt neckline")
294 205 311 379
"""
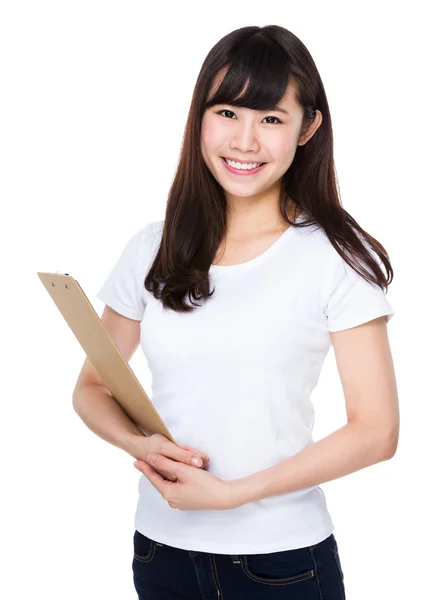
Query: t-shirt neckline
209 212 305 275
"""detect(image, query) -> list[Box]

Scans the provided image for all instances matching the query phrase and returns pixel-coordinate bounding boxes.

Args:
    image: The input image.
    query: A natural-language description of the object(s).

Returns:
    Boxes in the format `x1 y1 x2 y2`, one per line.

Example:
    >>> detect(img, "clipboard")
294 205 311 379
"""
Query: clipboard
37 272 176 445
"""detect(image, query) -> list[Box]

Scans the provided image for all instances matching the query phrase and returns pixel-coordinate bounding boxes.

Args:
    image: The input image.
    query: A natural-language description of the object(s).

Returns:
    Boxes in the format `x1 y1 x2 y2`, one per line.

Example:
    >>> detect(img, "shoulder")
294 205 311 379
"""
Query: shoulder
293 217 342 274
139 218 164 244
131 219 164 257
296 216 377 280
111 219 164 275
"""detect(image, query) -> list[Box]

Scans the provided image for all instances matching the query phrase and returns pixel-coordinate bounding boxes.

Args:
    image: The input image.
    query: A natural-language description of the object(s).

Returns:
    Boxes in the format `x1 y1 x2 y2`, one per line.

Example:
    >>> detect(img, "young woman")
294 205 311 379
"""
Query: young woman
74 24 399 599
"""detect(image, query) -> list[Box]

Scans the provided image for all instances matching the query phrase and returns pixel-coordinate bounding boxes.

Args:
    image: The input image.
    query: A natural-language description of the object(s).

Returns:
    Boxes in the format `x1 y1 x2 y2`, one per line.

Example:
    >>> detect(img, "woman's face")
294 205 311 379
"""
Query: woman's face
200 81 306 202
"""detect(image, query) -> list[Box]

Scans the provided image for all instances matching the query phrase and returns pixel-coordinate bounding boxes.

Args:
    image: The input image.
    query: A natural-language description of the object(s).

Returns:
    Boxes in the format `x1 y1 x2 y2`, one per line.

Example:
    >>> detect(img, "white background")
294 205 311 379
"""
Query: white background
2 1 446 598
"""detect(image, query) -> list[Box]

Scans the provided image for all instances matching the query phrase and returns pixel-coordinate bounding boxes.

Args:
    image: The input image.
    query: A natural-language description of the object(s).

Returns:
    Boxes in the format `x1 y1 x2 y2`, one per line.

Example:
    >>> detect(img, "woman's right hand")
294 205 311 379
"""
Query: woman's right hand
133 433 210 482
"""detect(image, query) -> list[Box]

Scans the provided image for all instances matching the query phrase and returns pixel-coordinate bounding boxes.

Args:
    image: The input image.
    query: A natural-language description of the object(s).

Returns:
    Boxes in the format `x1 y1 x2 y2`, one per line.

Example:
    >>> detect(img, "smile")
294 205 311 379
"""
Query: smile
220 156 267 176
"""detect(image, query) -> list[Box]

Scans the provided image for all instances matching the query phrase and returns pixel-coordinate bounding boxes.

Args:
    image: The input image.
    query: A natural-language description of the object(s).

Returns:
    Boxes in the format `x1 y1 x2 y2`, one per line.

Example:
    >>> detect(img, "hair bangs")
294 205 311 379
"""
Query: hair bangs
204 39 291 113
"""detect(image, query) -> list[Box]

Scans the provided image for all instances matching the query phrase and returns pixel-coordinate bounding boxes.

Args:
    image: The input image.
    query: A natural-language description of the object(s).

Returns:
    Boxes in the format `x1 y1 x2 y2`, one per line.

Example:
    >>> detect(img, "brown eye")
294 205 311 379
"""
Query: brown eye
217 109 236 119
263 116 282 124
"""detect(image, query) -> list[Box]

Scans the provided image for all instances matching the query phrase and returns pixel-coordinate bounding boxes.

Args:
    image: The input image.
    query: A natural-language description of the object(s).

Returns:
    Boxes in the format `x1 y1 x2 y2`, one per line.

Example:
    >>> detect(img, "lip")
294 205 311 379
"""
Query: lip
220 156 267 176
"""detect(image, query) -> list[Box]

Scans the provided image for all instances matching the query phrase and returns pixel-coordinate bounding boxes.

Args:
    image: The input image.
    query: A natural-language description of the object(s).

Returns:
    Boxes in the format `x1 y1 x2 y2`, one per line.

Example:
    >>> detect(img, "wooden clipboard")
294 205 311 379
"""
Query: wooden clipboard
37 272 176 444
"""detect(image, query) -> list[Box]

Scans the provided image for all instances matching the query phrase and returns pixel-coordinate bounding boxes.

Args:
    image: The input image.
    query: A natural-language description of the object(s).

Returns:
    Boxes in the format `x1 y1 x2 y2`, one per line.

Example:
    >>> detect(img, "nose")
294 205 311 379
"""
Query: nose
229 121 261 155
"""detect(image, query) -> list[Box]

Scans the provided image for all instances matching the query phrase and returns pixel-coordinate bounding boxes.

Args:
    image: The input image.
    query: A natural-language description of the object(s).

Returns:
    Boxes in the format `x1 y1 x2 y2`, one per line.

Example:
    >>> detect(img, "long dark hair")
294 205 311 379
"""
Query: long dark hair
145 25 393 313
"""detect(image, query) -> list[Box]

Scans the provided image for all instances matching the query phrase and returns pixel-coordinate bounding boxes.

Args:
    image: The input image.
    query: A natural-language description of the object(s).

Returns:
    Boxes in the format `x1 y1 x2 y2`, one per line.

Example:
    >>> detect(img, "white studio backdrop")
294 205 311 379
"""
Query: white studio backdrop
1 1 445 598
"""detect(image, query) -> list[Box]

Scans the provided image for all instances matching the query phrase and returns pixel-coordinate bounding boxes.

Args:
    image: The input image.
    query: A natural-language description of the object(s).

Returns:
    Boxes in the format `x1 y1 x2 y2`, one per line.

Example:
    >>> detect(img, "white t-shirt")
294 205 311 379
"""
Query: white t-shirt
96 212 394 554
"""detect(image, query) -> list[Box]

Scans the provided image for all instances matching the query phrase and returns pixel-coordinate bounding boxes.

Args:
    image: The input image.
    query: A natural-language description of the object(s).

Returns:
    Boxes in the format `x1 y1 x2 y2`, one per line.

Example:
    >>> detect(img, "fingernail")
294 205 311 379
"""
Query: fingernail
192 457 202 466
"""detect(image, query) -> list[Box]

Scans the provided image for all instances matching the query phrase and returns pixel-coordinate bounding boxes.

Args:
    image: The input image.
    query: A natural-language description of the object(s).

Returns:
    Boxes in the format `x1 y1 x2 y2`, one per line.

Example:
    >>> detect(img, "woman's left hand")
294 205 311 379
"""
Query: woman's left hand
133 454 237 511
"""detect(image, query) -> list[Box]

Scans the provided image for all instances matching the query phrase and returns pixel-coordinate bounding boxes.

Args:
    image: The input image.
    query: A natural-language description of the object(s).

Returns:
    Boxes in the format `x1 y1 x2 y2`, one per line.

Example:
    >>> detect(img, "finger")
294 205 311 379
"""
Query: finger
134 461 167 494
137 456 177 482
156 467 178 482
167 443 201 467
148 454 180 481
148 454 181 477
167 445 203 467
177 443 209 460
177 443 210 465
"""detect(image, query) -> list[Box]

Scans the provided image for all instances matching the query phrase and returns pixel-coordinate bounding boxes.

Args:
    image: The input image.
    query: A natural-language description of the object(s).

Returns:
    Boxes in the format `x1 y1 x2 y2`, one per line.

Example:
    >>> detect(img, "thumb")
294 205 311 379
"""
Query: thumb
148 453 180 473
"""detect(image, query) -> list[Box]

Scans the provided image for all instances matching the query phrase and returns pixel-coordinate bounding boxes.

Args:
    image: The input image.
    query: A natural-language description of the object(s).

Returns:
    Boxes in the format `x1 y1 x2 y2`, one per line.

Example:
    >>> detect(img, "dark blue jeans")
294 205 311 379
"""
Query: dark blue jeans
132 529 346 599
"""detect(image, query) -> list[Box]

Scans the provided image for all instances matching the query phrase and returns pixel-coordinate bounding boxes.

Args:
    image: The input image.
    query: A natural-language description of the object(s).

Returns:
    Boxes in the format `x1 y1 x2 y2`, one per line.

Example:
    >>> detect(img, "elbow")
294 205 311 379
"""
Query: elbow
72 390 82 414
381 428 400 460
351 419 400 461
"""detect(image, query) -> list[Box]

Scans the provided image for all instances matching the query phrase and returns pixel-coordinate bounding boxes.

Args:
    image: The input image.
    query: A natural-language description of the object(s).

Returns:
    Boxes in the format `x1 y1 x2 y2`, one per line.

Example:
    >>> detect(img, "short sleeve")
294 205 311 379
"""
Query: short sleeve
96 225 148 321
323 256 395 332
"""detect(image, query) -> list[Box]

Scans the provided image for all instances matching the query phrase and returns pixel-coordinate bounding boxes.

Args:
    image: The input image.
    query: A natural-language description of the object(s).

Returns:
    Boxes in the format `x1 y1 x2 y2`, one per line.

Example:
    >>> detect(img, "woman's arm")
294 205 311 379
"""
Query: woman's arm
230 419 396 507
229 316 399 507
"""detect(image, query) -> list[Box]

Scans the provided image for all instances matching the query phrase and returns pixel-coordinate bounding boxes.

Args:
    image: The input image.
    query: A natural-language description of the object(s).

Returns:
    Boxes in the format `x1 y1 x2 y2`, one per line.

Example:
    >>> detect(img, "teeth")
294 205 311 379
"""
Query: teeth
224 158 263 170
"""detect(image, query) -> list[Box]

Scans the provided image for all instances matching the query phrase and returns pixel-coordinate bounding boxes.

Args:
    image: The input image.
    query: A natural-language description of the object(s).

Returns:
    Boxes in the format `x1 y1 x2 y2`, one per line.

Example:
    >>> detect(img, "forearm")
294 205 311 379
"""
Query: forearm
230 421 396 507
72 383 146 459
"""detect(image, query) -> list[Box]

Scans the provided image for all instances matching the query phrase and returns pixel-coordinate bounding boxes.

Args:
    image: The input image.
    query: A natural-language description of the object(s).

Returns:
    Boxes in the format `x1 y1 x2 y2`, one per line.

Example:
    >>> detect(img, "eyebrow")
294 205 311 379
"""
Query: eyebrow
265 105 290 116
